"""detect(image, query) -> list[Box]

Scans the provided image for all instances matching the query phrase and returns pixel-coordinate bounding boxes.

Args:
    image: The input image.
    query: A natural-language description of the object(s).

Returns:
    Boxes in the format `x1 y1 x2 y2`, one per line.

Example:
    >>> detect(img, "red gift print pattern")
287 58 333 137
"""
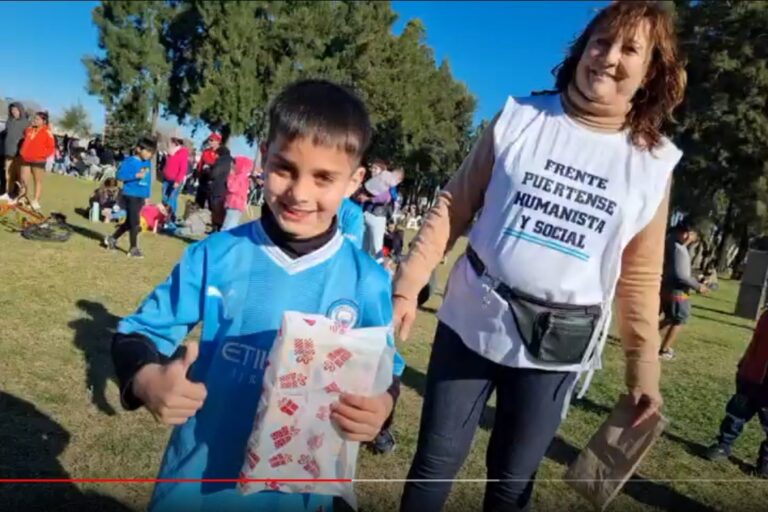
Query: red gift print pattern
303 318 317 326
316 405 329 421
330 322 349 335
246 448 260 469
278 397 299 416
279 372 307 389
323 348 352 372
264 480 282 491
271 425 301 449
268 453 293 468
299 454 321 478
324 381 342 394
307 433 324 451
294 338 316 365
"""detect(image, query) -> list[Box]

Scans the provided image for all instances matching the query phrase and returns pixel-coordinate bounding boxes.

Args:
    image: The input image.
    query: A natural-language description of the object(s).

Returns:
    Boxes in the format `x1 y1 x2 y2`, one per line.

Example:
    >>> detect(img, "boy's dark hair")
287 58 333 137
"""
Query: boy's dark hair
266 79 371 163
672 219 694 234
136 137 157 153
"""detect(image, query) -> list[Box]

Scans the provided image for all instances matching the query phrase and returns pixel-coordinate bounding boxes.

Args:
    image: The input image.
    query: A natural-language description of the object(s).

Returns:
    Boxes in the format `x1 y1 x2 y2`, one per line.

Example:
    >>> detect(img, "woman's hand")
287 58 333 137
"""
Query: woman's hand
330 392 393 442
393 295 418 341
629 387 663 428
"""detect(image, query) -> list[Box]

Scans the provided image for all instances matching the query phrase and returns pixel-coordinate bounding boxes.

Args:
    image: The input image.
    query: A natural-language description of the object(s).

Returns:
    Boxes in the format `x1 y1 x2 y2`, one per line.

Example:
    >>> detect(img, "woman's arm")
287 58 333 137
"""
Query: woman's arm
615 178 672 412
393 113 499 302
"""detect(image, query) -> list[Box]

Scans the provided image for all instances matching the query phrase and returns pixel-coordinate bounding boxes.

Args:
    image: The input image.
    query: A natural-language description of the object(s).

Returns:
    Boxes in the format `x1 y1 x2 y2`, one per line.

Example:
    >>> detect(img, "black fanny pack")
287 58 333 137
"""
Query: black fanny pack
466 246 601 365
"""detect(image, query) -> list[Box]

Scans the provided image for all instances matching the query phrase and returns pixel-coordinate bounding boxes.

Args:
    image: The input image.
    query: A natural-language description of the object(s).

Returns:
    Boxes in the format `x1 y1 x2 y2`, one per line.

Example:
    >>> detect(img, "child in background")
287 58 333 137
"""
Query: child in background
221 156 253 231
111 79 404 511
338 197 364 249
104 137 156 258
89 177 121 223
141 202 169 233
705 310 768 477
161 136 189 222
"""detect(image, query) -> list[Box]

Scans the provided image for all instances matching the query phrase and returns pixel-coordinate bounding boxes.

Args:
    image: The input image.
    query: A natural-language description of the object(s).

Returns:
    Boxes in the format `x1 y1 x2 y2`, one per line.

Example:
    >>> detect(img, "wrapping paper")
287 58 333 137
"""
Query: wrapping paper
238 311 394 508
564 395 668 510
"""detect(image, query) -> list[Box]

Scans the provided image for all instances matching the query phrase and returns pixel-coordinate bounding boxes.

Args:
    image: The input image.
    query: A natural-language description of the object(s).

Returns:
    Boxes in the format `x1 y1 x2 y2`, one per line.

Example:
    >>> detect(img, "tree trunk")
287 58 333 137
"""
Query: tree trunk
715 199 734 273
150 103 160 190
731 227 750 274
221 124 232 147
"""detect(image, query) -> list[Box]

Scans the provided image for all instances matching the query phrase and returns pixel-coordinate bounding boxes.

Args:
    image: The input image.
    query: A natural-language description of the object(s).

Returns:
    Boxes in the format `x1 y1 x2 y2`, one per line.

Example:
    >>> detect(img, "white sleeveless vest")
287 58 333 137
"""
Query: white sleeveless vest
438 94 682 379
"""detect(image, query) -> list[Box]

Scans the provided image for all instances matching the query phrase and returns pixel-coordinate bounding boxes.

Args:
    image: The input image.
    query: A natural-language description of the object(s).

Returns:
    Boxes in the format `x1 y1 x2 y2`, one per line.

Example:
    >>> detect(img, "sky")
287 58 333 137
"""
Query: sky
0 0 607 156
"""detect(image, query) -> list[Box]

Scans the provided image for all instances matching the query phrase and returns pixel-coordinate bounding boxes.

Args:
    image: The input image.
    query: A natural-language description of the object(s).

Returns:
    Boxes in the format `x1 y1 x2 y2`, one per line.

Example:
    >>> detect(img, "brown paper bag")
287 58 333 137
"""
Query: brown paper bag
564 395 668 510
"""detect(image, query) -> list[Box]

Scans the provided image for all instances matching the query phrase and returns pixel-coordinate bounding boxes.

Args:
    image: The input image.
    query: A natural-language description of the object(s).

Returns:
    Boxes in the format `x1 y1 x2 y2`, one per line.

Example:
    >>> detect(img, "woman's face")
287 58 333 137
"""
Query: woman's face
575 20 652 107
31 115 44 127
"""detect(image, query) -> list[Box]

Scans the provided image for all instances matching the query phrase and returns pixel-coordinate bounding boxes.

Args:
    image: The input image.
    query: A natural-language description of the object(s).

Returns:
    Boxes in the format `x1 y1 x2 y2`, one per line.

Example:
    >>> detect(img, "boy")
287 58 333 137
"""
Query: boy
111 80 404 511
104 137 156 258
658 221 708 360
705 310 768 477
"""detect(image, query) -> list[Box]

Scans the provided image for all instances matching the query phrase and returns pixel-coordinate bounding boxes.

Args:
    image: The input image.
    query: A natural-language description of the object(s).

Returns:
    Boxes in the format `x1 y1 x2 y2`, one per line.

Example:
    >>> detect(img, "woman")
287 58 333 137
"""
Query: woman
394 3 686 511
19 111 55 210
0 102 29 201
161 136 189 221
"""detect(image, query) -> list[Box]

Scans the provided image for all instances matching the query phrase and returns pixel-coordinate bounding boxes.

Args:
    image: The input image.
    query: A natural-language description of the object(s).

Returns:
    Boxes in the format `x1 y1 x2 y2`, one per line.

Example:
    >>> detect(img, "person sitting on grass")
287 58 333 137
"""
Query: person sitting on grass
110 79 404 511
103 137 156 258
705 309 768 478
658 221 709 360
88 177 121 223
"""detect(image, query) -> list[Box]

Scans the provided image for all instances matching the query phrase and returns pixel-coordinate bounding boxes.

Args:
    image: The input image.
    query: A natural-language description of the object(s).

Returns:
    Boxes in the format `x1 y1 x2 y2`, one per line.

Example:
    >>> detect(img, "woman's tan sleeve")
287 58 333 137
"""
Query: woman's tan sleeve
392 114 499 301
615 178 672 396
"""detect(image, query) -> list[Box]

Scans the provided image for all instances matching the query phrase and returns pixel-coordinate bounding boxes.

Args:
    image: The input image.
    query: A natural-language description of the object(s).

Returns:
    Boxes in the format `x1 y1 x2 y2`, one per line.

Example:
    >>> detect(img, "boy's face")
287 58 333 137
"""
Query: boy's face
138 148 154 161
262 135 364 239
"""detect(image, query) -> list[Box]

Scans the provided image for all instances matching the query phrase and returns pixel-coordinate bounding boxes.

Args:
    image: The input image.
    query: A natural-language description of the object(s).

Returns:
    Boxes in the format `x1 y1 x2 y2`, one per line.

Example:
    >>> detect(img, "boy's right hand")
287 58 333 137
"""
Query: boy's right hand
393 295 417 342
132 343 207 425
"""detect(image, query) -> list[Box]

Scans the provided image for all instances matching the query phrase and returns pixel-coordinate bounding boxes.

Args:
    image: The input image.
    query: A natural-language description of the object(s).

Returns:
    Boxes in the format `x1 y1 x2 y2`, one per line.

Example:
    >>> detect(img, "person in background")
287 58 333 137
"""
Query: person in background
104 137 157 258
194 133 221 208
383 220 405 263
659 221 709 360
361 159 393 258
705 309 768 478
221 156 253 231
338 196 365 249
0 102 29 201
208 145 234 232
18 112 55 210
161 136 189 221
89 177 121 223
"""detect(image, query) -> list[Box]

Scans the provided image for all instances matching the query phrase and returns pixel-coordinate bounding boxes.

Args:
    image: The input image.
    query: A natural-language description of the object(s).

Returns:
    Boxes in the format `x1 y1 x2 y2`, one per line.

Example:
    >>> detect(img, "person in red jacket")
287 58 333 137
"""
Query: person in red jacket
194 133 221 208
706 309 768 477
161 136 189 221
18 111 55 210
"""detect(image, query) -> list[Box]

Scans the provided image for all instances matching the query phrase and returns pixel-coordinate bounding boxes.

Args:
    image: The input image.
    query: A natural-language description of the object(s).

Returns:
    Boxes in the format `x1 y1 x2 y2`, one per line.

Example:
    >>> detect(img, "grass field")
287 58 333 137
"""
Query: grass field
1 173 767 511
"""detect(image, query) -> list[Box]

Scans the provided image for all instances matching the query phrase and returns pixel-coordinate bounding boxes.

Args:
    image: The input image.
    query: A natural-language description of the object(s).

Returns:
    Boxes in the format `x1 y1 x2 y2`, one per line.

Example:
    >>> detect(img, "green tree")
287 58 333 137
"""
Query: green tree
672 0 768 271
57 103 92 137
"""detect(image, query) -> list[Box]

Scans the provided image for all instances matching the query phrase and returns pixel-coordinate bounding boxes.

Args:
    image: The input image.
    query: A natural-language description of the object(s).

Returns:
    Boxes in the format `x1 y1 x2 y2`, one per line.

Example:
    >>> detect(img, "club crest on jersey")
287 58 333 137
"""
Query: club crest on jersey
326 300 359 329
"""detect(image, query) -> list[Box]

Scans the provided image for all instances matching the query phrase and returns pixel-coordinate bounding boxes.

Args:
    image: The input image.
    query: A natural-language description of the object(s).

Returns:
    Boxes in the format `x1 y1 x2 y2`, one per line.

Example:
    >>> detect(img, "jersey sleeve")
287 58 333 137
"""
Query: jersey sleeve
358 265 405 377
117 242 206 356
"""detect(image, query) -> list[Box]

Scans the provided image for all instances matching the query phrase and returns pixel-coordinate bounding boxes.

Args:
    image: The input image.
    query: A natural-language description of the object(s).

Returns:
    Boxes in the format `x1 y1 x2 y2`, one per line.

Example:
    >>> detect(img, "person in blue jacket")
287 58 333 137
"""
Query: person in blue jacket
338 196 364 249
111 79 404 512
104 137 156 258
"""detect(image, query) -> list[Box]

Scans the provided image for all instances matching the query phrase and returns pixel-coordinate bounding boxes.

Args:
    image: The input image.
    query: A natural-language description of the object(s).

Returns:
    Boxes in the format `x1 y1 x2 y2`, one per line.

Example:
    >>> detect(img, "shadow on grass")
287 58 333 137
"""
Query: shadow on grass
693 304 738 317
401 367 717 511
67 222 109 244
67 300 120 416
691 312 753 331
0 391 132 511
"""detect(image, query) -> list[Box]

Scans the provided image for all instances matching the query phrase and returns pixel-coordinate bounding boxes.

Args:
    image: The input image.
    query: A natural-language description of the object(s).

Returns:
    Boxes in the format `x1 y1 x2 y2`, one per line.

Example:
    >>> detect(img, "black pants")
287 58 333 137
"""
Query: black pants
400 323 576 512
112 195 143 249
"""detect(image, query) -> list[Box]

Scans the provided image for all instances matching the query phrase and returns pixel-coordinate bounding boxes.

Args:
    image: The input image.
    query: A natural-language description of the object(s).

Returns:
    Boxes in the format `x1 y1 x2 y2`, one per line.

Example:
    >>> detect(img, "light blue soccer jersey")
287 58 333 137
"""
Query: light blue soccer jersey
337 198 364 249
117 220 404 512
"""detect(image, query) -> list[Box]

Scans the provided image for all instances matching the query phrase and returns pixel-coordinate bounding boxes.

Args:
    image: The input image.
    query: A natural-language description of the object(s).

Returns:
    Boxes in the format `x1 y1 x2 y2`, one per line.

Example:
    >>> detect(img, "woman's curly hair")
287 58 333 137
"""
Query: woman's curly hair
553 1 686 150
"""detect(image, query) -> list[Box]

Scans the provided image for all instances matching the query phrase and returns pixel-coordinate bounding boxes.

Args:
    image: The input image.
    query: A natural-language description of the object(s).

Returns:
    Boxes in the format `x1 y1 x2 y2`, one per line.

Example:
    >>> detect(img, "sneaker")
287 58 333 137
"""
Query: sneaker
659 349 676 361
30 200 41 211
103 236 117 250
368 428 396 455
0 193 9 202
127 247 144 258
705 443 730 461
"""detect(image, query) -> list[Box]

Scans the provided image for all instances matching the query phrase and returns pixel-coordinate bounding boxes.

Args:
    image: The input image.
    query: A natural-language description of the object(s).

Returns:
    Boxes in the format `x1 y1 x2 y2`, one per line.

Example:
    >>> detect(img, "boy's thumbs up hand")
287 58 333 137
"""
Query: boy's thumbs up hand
133 343 208 426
